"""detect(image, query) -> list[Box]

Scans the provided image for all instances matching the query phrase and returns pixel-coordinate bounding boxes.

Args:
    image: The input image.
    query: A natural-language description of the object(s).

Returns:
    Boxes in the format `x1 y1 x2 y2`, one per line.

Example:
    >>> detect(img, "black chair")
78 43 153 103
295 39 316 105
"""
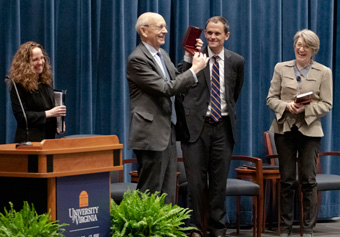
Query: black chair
315 152 340 219
110 158 138 204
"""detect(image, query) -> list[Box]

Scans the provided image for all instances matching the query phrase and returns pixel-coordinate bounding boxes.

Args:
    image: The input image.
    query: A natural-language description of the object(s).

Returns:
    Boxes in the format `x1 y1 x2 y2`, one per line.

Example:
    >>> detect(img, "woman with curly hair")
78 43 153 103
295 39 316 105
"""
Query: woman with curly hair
6 41 66 142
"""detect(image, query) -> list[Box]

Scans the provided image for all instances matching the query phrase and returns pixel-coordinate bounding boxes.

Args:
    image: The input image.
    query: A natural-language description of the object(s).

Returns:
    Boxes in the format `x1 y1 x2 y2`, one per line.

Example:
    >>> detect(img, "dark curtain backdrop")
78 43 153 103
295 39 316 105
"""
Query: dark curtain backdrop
0 0 339 223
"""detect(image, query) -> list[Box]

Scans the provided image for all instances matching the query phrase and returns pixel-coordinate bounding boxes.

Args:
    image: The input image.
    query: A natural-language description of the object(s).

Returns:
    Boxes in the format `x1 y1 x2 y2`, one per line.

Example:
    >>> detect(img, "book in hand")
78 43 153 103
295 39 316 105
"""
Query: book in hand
54 89 67 133
182 26 203 55
294 91 313 105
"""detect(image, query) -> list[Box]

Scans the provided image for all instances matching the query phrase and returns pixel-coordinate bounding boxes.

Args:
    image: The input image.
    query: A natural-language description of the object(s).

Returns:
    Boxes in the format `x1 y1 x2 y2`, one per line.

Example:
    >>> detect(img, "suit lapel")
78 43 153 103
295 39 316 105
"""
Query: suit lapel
224 49 231 102
160 49 174 80
139 43 164 78
202 47 211 90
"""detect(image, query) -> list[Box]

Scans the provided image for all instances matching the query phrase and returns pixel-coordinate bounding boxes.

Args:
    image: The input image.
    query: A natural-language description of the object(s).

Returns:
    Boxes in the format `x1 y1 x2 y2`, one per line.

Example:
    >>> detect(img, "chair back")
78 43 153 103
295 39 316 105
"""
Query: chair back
264 131 277 155
264 131 279 166
176 142 187 184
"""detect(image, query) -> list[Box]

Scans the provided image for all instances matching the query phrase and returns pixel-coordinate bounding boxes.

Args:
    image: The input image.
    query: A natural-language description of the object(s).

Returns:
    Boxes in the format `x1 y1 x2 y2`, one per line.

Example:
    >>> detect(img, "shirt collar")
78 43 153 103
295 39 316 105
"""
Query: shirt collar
207 47 224 61
142 41 159 57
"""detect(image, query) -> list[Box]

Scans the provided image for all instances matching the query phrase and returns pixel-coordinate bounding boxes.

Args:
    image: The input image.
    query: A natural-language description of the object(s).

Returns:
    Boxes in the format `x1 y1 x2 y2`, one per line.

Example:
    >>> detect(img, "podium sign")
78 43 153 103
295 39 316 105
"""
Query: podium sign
57 172 110 237
0 135 123 235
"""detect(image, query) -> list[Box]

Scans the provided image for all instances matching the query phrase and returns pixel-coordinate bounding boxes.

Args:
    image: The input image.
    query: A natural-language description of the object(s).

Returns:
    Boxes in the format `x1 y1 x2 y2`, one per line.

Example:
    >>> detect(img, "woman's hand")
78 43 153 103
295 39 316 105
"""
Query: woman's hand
46 105 66 118
56 121 66 134
286 102 305 114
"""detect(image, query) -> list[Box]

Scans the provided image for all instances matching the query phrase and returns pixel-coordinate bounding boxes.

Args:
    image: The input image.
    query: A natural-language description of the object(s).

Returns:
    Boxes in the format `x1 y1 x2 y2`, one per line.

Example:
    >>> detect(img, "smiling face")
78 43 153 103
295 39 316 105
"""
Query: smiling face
204 21 230 55
294 36 313 68
140 13 168 50
30 47 45 74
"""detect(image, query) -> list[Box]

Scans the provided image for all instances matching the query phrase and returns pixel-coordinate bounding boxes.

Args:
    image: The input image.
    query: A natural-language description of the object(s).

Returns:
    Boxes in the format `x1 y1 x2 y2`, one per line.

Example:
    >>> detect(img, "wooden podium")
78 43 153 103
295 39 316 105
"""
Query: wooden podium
0 135 122 236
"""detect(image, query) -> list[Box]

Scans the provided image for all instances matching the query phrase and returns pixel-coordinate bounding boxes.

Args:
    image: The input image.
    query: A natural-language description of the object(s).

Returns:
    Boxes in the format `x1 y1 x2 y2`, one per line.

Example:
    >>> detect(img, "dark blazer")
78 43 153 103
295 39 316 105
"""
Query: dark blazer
10 83 56 142
180 46 244 143
126 42 196 151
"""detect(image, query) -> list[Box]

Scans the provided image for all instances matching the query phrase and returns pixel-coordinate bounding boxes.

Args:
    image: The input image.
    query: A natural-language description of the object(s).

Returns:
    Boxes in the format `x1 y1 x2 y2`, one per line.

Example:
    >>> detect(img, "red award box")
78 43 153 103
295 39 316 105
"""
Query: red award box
182 26 203 55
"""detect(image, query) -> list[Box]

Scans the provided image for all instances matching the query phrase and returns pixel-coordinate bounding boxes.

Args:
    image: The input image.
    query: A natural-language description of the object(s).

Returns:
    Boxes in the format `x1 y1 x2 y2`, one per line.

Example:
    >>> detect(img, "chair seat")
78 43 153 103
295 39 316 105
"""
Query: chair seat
111 182 137 203
316 174 340 191
179 182 188 195
179 179 260 196
226 178 259 196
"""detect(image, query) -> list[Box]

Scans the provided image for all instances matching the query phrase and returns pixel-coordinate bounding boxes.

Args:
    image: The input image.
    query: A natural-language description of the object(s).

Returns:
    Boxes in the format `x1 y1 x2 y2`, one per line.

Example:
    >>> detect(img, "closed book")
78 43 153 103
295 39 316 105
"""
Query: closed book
294 91 313 104
54 89 67 133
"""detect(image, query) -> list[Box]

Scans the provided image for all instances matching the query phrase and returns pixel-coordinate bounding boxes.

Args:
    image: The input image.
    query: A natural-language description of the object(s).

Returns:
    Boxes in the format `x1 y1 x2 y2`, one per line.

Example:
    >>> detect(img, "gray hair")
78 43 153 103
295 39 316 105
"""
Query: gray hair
293 29 320 56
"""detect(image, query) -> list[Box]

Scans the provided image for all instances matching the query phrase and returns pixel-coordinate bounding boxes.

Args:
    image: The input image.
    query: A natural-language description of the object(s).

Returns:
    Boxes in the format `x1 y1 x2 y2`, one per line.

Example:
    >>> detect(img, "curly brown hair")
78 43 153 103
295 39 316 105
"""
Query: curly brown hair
8 41 52 92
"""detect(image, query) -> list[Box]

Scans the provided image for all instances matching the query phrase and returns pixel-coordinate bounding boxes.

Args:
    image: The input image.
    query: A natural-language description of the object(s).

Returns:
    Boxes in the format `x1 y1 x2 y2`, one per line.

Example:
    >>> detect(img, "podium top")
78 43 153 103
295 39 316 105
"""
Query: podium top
0 135 123 178
0 135 122 155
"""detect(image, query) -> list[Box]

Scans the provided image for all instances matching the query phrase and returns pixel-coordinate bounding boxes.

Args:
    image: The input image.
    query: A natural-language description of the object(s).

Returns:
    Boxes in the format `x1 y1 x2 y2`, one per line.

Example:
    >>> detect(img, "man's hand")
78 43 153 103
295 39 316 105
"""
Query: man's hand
185 38 203 57
190 52 209 74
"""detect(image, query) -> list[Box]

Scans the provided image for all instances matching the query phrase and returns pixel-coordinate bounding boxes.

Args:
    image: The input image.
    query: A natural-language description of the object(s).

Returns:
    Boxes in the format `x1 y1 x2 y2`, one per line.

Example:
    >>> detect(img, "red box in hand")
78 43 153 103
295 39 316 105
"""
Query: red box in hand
182 26 203 55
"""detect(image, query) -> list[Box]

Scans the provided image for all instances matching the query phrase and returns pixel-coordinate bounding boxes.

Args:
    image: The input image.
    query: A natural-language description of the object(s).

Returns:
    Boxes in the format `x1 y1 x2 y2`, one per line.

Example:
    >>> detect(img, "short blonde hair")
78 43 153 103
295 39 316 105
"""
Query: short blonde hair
293 29 320 56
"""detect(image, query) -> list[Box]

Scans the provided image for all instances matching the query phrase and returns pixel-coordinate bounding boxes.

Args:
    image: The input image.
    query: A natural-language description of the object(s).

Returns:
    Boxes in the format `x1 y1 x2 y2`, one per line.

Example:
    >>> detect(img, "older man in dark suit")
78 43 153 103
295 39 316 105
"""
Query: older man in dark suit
179 16 245 237
126 12 208 204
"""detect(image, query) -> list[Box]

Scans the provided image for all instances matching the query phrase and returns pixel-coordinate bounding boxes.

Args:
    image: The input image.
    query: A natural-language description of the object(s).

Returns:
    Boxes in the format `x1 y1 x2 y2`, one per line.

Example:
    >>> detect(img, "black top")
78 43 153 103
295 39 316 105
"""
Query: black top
10 82 56 142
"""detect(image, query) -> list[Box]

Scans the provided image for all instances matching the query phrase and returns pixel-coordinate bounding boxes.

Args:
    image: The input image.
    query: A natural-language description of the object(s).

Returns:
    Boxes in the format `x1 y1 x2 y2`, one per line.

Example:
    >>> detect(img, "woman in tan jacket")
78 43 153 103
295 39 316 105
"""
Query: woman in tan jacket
267 29 333 237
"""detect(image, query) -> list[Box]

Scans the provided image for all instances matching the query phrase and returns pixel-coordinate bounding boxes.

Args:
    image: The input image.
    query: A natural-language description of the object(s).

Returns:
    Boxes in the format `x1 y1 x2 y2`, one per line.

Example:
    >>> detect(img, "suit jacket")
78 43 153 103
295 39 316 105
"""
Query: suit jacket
179 46 245 143
10 83 56 142
126 42 196 151
267 60 333 137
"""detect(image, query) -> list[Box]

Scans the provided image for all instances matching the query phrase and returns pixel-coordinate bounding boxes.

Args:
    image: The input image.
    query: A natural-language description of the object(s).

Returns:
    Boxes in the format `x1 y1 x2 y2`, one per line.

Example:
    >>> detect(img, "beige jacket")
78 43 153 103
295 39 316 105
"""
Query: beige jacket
267 60 333 137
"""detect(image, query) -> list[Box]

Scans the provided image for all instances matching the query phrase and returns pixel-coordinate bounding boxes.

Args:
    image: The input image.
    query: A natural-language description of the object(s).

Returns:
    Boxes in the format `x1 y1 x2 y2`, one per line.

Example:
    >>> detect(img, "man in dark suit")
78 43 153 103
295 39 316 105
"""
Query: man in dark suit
126 12 208 204
179 16 245 237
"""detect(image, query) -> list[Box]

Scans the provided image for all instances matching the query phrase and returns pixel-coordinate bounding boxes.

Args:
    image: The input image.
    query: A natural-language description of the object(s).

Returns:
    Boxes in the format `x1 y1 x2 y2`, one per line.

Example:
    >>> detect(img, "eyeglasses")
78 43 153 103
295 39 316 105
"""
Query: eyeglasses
143 24 167 31
296 43 310 50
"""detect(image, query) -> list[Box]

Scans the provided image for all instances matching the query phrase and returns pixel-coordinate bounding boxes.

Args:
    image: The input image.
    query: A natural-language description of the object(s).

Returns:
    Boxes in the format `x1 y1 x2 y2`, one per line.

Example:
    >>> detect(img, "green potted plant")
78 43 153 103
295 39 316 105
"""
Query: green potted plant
0 201 67 237
110 189 195 236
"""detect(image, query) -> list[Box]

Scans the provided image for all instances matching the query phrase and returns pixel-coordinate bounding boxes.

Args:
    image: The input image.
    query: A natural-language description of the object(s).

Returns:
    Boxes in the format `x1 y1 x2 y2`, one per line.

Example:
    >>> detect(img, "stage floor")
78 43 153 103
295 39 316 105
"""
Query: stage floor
225 218 340 236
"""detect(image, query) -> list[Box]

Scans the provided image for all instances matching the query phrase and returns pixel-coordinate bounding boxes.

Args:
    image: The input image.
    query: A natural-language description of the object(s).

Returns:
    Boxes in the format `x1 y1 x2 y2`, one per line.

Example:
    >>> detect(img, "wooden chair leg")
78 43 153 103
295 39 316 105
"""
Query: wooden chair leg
263 180 267 232
257 195 263 237
253 196 256 237
270 179 278 231
278 180 281 235
236 196 241 234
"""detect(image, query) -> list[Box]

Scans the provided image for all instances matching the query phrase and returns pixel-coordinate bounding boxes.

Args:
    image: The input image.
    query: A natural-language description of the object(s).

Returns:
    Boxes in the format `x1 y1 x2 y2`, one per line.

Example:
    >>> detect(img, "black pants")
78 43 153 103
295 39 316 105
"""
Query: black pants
182 116 234 237
134 124 177 205
275 127 320 234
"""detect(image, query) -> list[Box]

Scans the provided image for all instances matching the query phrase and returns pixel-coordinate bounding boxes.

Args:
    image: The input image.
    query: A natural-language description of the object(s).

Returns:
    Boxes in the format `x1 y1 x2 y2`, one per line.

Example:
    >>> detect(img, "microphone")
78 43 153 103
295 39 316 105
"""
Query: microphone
296 76 301 83
6 76 32 148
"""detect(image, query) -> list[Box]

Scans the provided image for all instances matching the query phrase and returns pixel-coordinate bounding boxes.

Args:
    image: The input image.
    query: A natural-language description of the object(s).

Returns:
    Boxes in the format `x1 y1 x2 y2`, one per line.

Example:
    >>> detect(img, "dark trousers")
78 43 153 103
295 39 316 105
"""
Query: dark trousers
182 116 234 237
275 127 320 234
134 124 177 204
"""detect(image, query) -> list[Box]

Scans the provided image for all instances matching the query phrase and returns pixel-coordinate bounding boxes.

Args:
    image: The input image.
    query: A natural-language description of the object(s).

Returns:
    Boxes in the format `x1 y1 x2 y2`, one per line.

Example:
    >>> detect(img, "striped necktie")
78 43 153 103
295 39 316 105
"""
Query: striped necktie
210 55 222 122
